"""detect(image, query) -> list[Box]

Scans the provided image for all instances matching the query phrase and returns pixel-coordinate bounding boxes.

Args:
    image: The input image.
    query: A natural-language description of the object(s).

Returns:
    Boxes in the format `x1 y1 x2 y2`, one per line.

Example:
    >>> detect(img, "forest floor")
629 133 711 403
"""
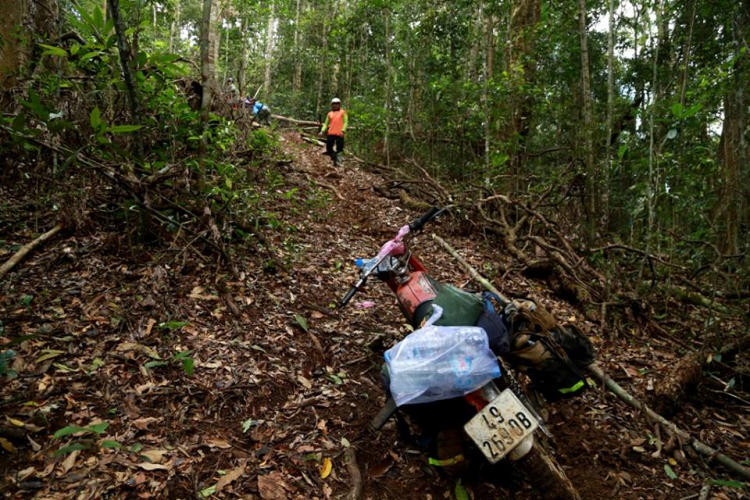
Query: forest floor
1 130 748 500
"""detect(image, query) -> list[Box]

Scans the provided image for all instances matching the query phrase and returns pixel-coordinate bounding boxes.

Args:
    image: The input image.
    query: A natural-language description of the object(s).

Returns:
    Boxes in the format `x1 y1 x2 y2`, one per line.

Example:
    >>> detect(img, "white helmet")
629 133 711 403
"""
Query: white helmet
331 97 341 104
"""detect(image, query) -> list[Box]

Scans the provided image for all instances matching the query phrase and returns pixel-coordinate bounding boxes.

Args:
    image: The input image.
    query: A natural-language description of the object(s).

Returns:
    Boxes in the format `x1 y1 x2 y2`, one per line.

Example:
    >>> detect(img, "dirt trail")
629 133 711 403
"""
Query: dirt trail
0 131 746 500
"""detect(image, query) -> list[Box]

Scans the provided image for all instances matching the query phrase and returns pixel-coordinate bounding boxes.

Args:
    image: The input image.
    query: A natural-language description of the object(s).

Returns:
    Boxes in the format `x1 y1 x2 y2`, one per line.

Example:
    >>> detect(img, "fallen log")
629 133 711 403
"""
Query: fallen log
272 114 320 127
0 223 65 280
301 136 325 147
433 234 750 482
399 189 432 211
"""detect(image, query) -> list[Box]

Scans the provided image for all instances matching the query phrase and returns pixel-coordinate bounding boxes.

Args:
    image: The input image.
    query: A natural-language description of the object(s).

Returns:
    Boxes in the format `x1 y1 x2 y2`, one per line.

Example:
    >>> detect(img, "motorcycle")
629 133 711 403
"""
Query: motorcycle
339 207 581 500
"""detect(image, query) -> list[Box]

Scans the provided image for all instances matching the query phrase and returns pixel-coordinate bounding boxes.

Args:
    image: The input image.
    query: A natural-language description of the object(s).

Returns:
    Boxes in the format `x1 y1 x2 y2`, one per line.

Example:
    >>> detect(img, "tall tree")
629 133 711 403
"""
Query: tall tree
0 0 58 87
578 0 596 239
264 0 276 101
604 0 615 227
108 0 141 138
507 0 541 183
199 0 217 185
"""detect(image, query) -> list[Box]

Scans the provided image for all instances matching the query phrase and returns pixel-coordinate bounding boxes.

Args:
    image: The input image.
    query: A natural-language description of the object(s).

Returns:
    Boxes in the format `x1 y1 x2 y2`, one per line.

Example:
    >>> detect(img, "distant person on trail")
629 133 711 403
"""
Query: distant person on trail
319 97 348 167
248 97 272 126
226 77 239 103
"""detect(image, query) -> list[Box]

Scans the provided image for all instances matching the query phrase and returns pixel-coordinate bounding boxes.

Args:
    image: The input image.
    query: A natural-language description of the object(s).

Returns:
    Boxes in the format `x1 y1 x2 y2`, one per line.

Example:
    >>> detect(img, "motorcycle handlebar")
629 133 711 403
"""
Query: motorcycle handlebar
408 206 441 232
339 284 359 309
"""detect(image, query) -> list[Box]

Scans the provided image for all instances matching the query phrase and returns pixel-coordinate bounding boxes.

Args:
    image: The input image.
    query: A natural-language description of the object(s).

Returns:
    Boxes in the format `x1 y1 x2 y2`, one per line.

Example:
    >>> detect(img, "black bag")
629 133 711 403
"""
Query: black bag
506 300 596 402
476 292 511 354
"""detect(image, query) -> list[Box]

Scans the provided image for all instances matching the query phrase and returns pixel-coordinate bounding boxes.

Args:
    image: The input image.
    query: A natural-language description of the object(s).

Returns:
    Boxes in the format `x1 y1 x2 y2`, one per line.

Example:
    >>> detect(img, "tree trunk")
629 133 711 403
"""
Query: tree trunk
716 19 747 256
315 2 329 119
0 1 27 87
679 0 696 107
604 0 615 229
292 0 302 112
211 5 221 83
632 4 643 136
238 16 247 96
482 3 491 185
578 0 596 241
642 0 663 282
486 12 494 81
199 0 216 186
222 26 229 83
384 7 392 166
108 0 141 159
264 0 276 102
466 5 482 83
0 0 58 88
169 0 181 53
507 0 541 187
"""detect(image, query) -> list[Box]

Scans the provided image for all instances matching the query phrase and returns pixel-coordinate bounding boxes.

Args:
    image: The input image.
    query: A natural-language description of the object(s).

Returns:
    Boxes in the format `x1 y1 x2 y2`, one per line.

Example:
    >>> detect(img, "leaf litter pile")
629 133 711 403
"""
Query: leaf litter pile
1 132 748 499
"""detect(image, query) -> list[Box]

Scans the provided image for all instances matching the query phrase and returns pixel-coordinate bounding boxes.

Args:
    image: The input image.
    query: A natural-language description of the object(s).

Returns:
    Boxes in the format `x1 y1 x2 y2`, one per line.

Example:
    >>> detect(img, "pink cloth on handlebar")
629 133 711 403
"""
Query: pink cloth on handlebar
376 225 410 259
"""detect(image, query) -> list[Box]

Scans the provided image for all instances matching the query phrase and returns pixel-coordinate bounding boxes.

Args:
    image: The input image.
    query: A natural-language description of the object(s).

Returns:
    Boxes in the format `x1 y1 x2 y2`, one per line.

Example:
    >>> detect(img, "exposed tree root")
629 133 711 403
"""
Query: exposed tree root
345 448 363 500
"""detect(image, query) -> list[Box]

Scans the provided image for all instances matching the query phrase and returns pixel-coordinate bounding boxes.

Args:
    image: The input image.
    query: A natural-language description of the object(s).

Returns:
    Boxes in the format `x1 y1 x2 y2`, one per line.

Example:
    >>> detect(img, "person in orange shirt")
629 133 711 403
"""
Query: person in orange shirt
319 97 349 166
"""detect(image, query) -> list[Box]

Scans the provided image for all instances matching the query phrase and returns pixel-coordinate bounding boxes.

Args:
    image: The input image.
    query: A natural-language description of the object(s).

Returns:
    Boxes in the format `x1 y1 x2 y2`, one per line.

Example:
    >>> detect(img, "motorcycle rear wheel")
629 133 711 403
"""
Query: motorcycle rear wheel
514 443 581 500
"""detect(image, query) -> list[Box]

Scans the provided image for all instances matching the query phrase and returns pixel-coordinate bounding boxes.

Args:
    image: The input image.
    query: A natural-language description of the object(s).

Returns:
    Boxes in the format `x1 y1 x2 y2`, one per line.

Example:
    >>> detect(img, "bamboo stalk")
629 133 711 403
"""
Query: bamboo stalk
0 223 64 280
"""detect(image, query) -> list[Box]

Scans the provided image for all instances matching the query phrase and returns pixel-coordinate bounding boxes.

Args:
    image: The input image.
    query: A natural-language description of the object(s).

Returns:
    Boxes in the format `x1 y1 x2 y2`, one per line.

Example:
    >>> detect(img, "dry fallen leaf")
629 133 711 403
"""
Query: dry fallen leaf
6 417 25 427
258 472 289 500
0 437 17 453
206 438 232 449
140 449 168 464
215 462 246 491
118 342 160 359
144 318 157 336
320 457 332 479
297 375 313 390
138 462 169 471
132 417 160 429
17 467 36 481
60 449 80 475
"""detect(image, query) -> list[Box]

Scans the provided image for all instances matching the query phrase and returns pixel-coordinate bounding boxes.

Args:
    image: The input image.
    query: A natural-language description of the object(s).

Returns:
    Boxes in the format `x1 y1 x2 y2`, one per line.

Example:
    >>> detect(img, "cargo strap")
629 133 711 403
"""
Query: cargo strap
559 379 585 394
428 454 466 467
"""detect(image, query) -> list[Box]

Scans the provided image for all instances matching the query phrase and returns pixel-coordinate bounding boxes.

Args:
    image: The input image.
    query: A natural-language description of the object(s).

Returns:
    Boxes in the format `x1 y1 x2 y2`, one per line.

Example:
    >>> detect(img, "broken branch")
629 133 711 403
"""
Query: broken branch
588 363 750 481
432 234 510 304
0 223 65 280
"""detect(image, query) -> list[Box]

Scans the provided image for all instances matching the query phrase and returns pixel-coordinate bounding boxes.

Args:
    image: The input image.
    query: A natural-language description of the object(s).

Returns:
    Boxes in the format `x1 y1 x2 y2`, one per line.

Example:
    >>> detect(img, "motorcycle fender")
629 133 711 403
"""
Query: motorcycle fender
396 271 438 319
508 434 534 461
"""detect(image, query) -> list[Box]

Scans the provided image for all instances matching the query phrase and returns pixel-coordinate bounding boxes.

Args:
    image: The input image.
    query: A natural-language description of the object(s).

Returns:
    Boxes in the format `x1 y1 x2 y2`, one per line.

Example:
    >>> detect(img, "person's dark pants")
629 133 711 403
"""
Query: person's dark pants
325 134 344 165
257 107 272 125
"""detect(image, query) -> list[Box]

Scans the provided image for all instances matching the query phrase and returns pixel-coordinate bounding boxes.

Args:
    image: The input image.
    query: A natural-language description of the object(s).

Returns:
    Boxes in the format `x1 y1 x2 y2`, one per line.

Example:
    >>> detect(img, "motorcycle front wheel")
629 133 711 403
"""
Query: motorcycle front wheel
514 443 581 500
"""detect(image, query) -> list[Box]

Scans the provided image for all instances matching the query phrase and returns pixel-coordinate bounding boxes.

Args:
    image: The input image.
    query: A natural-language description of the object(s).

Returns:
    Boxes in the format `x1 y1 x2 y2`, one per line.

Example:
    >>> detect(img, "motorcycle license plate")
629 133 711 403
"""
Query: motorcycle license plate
464 389 538 464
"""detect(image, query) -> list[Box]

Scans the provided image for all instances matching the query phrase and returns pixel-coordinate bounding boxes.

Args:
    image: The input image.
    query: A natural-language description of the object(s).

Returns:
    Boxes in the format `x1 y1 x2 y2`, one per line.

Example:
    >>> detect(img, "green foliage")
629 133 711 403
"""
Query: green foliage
144 350 195 377
0 350 18 379
53 421 119 455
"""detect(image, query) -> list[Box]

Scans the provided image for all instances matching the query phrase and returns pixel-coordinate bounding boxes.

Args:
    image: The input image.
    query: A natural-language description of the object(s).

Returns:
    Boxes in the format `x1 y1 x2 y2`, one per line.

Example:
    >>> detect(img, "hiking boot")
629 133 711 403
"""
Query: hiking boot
429 426 468 476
